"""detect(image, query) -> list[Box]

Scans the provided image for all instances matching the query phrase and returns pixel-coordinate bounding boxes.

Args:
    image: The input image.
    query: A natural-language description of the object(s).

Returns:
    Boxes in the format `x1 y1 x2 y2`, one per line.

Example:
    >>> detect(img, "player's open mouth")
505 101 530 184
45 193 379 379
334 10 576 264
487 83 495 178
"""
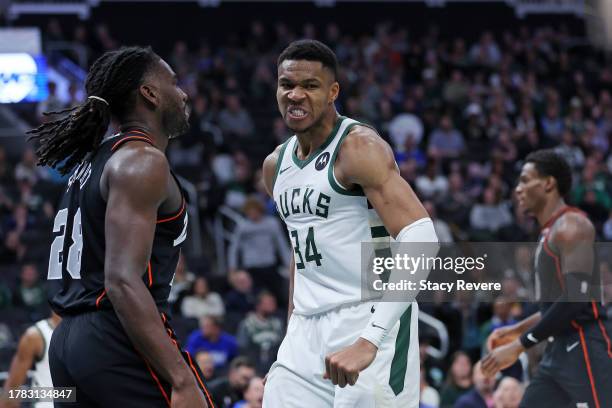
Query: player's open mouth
287 107 308 120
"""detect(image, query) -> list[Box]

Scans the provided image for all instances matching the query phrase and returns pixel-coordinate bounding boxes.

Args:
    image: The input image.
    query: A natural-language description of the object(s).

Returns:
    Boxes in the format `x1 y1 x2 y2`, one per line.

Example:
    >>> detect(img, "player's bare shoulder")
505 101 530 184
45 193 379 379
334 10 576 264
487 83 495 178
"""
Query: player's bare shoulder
552 210 595 246
336 124 395 186
102 142 170 200
262 143 285 196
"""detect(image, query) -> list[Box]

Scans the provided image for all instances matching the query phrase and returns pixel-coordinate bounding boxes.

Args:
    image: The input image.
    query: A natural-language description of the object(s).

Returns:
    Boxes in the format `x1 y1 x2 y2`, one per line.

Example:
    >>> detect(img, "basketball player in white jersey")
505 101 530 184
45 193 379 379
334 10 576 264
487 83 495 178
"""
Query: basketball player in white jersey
0 312 61 408
261 40 438 407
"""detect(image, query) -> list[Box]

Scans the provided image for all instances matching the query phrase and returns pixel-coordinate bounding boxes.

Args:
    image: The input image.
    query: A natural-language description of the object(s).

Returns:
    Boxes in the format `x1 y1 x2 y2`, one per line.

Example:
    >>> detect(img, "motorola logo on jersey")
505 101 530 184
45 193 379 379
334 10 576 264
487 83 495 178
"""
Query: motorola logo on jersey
315 152 330 171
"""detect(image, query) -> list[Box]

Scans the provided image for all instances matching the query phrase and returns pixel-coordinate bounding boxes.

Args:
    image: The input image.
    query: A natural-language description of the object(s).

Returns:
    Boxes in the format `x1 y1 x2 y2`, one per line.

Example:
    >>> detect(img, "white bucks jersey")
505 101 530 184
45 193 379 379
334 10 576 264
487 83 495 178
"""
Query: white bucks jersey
32 319 54 407
273 116 390 315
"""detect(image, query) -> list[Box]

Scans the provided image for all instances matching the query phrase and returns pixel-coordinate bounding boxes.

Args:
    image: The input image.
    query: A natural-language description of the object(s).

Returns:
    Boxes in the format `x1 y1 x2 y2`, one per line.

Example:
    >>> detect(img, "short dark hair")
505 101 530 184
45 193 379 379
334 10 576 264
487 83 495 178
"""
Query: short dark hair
28 46 159 174
277 39 338 79
229 356 255 371
525 149 572 196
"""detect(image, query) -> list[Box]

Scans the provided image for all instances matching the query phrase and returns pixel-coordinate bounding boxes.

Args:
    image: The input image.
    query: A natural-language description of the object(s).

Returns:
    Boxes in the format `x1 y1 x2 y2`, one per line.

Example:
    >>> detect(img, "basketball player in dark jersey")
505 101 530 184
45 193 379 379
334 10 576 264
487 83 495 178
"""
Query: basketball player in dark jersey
27 47 212 408
481 150 611 407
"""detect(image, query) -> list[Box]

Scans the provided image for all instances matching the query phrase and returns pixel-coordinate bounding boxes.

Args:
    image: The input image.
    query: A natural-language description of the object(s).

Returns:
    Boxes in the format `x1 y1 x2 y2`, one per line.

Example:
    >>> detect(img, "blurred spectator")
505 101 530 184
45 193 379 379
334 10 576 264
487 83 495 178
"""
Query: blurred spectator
428 115 466 159
195 350 216 381
208 356 256 408
236 291 283 374
469 32 501 66
225 270 256 316
185 316 238 372
453 362 495 408
218 94 255 140
389 107 424 153
420 367 441 408
181 277 225 319
493 377 524 408
13 264 45 309
440 351 473 408
439 172 472 230
36 81 63 122
14 148 46 186
228 197 290 303
416 161 449 203
554 130 585 170
540 105 564 143
469 188 513 240
572 159 611 226
232 377 264 408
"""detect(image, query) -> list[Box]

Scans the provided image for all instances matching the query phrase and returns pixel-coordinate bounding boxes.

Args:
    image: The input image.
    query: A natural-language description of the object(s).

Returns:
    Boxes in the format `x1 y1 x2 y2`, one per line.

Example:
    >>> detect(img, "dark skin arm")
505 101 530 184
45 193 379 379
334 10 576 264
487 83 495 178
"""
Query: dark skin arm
481 212 595 377
0 327 43 408
103 143 206 407
325 126 428 387
262 145 295 322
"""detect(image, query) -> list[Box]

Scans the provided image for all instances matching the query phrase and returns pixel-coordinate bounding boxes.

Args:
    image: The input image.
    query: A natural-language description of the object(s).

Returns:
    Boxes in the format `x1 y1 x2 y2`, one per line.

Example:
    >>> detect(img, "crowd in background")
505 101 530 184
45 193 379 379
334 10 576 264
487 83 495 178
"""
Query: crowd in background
0 16 611 408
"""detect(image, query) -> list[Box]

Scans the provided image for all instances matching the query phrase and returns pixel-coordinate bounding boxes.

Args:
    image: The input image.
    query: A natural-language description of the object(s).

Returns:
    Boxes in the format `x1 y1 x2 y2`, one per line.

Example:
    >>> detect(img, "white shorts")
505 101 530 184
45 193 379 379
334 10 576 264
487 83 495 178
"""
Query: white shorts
263 301 420 408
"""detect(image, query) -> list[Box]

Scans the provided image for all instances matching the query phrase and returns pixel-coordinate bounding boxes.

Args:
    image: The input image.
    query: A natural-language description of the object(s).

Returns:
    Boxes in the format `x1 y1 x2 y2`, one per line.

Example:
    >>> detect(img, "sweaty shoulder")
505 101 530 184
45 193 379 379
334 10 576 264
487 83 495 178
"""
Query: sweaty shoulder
552 211 595 246
103 142 170 202
337 124 396 188
262 143 285 196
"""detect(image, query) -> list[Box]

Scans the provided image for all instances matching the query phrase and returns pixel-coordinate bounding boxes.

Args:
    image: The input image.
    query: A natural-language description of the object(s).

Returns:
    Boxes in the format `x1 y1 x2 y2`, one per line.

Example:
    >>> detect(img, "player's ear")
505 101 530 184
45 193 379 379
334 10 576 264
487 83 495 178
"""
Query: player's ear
139 83 160 108
329 81 339 105
544 176 556 193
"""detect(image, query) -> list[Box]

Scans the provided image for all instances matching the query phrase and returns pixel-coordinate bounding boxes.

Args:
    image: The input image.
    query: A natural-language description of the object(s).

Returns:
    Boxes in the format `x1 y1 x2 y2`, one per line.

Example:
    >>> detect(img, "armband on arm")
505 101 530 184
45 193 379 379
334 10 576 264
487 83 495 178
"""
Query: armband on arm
360 218 439 348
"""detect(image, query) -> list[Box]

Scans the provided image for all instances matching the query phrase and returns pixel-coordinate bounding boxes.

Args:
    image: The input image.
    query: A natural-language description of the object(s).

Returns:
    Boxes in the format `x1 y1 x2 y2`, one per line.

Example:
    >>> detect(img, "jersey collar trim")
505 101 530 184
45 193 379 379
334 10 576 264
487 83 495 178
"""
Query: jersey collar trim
291 116 345 169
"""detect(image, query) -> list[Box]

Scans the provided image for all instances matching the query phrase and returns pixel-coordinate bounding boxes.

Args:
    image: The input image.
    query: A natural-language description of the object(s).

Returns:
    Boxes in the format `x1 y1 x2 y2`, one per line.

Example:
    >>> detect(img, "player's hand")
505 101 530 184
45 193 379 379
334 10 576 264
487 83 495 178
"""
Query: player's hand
323 338 377 388
171 382 208 408
486 325 519 351
480 339 524 378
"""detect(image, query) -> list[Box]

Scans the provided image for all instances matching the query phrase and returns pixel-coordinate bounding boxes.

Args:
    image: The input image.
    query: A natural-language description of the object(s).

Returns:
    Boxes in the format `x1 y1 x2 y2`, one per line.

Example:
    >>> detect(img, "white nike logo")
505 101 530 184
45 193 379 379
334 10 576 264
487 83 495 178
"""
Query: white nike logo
527 333 538 344
566 341 580 353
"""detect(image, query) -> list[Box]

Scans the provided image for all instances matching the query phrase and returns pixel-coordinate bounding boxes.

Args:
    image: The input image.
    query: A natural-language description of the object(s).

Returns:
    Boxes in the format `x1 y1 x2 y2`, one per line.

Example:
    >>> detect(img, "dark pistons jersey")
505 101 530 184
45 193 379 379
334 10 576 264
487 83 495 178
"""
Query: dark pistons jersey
47 129 188 316
534 206 605 326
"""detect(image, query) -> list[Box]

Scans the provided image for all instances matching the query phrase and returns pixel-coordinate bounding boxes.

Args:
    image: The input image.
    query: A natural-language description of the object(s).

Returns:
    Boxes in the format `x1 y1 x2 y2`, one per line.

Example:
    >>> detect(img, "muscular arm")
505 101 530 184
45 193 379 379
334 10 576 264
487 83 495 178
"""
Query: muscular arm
336 126 436 344
482 212 595 377
0 328 43 408
262 145 295 322
519 212 595 348
103 145 197 390
336 126 428 237
323 126 437 387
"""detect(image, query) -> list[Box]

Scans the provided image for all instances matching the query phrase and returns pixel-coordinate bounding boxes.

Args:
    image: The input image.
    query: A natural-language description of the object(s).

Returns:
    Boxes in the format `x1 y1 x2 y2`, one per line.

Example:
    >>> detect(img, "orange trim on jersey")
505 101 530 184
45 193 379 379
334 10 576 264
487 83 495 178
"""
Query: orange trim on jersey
592 301 600 320
596 319 612 358
95 290 107 309
111 135 155 152
142 357 171 407
572 321 601 408
156 200 186 224
186 351 215 408
147 261 153 287
542 239 565 290
124 129 150 138
542 206 584 229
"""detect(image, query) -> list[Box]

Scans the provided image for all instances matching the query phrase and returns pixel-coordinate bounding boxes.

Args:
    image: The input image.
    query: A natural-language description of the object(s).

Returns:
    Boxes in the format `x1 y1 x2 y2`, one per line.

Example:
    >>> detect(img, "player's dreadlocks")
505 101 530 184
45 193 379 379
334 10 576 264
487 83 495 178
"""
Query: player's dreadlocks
27 46 159 174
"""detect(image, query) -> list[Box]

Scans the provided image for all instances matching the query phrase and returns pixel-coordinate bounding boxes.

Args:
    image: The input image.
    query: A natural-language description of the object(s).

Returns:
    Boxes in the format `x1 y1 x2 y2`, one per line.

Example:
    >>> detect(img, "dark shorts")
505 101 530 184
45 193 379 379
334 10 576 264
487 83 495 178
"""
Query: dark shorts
520 319 612 408
49 310 214 407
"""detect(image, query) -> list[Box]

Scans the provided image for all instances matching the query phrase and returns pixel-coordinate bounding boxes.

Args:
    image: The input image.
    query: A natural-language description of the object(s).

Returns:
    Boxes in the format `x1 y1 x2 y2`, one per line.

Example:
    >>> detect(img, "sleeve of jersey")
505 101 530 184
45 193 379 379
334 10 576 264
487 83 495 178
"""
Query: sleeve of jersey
360 218 439 348
519 271 592 349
